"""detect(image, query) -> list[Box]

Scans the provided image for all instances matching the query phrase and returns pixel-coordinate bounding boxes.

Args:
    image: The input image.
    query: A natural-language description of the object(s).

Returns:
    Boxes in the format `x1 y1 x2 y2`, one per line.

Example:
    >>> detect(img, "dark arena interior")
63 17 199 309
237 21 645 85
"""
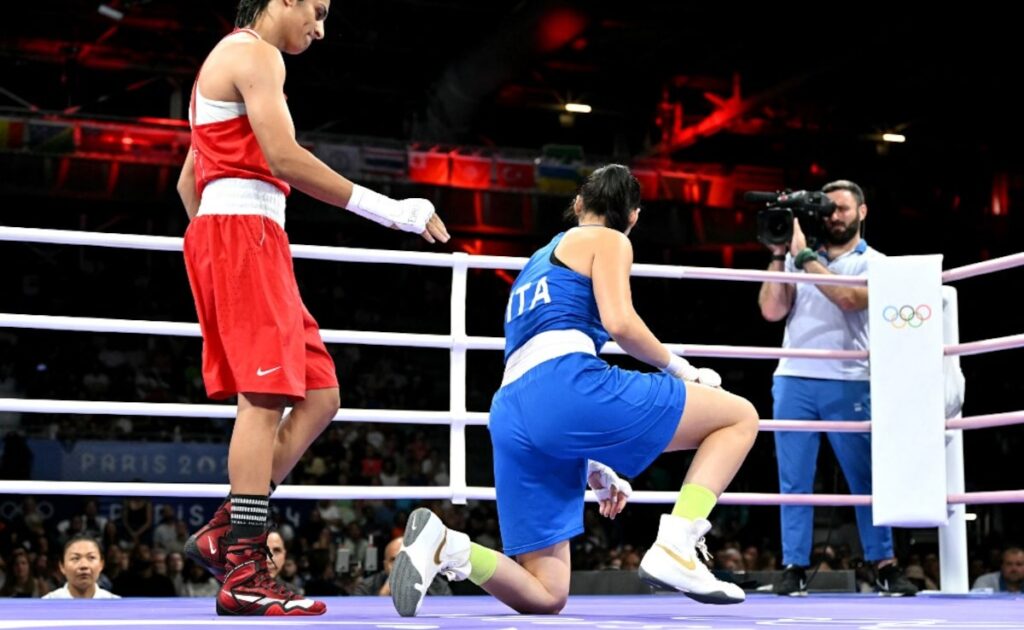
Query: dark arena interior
0 2 1021 627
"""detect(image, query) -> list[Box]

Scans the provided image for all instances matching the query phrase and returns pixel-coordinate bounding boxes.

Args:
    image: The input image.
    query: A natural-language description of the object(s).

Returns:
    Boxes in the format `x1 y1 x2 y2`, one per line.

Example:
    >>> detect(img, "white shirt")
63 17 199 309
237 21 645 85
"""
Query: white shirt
775 240 883 381
43 584 120 599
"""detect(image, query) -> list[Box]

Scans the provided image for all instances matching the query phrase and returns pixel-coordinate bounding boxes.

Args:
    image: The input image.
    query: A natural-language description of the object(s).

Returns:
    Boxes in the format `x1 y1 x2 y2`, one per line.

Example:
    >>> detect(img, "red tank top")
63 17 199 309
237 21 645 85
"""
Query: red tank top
189 28 290 198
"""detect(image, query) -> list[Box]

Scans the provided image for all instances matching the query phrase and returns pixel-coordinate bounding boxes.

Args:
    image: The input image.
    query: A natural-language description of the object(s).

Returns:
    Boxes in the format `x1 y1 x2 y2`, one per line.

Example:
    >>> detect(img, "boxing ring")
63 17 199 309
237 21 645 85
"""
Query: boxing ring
1 225 1023 629
1 593 1023 629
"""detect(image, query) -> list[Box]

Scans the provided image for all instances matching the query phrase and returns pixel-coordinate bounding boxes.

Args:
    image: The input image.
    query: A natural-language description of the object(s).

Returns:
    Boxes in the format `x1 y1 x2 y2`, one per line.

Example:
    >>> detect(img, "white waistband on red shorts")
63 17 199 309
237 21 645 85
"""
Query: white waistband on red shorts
501 329 597 387
197 178 287 229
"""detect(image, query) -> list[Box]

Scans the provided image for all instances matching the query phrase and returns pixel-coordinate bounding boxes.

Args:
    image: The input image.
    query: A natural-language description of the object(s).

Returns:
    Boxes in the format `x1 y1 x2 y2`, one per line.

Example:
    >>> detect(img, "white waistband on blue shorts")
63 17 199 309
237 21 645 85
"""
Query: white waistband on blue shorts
197 178 287 229
501 329 597 388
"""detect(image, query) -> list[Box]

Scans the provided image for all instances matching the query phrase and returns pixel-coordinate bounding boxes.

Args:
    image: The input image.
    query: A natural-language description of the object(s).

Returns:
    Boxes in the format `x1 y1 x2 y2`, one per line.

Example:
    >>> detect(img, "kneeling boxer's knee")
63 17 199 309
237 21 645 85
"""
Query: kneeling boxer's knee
734 398 760 439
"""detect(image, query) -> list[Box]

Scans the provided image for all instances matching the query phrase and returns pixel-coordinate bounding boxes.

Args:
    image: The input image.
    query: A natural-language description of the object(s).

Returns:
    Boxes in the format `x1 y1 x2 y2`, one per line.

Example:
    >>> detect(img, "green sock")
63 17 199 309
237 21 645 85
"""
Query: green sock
468 542 498 586
671 483 718 521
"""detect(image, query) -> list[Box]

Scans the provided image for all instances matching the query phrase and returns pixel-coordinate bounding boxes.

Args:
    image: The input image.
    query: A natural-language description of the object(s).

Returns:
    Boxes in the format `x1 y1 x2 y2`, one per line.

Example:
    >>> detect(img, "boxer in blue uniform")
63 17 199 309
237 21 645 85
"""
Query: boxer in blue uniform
389 165 760 617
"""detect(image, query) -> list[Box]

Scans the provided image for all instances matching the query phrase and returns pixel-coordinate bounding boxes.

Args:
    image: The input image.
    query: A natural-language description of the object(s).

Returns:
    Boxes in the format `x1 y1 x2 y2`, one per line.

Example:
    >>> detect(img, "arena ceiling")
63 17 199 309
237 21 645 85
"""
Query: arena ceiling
0 1 1019 169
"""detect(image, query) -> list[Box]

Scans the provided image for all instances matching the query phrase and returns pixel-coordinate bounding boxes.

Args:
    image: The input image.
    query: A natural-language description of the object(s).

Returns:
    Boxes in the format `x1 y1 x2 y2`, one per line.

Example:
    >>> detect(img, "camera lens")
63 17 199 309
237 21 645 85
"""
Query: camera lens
757 208 793 245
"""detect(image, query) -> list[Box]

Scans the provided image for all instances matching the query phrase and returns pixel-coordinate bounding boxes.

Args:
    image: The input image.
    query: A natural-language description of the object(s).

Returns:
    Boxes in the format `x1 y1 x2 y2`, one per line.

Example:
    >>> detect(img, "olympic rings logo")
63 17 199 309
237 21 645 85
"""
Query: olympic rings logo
882 304 932 329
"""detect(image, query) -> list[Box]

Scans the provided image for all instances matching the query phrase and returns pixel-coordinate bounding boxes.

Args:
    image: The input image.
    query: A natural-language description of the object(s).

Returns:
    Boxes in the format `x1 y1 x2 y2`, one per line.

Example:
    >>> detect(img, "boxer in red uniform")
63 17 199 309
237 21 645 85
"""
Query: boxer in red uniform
175 0 449 617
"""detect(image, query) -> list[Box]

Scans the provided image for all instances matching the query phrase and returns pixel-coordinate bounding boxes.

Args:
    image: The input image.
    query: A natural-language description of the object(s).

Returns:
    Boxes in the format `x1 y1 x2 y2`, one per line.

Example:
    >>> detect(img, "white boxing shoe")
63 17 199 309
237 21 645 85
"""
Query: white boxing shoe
638 514 746 605
389 508 471 617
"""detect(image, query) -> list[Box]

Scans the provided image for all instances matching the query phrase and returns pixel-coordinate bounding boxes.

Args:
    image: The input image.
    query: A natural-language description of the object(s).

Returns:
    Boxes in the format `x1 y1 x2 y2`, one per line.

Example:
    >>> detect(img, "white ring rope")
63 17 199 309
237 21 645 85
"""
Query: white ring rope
945 333 1024 357
7 224 1020 282
4 398 1022 433
1 224 1022 514
941 251 1024 283
0 225 866 286
0 480 1019 508
946 410 1024 431
0 398 882 433
0 313 868 361
7 226 1024 355
0 398 489 425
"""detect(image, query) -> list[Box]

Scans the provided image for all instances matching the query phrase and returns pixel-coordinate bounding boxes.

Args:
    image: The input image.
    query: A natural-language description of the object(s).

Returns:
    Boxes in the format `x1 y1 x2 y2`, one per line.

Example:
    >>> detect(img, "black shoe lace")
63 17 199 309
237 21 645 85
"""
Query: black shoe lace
232 546 296 601
254 570 294 600
226 539 287 589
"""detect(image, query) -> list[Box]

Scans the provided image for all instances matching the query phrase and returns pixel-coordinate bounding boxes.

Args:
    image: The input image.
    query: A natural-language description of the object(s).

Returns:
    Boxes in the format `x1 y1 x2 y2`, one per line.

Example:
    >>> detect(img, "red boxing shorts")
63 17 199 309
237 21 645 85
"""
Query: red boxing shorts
183 206 337 401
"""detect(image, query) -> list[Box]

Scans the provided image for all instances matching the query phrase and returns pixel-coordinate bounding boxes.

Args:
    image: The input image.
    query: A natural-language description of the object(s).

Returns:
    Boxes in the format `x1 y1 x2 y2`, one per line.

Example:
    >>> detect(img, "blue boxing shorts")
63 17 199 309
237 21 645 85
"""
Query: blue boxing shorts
488 352 685 556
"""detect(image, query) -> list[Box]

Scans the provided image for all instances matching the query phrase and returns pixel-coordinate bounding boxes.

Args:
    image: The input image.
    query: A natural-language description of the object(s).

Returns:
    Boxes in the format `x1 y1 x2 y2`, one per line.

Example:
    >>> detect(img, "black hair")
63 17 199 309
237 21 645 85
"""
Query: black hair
235 0 273 28
61 534 103 561
564 164 641 232
822 179 866 208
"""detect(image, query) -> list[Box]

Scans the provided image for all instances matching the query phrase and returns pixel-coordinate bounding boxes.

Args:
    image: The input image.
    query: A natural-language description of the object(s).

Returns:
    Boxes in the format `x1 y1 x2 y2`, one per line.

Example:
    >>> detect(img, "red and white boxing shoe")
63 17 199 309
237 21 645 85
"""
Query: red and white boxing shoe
184 500 232 582
216 532 325 616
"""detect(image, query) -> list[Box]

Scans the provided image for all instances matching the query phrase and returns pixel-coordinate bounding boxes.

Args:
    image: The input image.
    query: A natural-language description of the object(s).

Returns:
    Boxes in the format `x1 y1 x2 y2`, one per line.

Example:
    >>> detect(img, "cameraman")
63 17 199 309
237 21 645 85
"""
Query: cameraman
758 180 917 596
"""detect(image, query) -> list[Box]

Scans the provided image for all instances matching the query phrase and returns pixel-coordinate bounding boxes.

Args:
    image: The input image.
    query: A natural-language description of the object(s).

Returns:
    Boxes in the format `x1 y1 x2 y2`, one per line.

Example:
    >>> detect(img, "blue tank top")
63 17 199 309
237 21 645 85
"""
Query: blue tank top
503 232 610 362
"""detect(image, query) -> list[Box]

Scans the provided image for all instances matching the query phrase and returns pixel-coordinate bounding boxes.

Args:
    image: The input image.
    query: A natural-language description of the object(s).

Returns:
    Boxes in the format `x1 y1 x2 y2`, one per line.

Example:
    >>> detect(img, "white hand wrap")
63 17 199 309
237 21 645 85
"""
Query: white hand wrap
587 460 632 502
662 353 722 388
345 184 434 233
